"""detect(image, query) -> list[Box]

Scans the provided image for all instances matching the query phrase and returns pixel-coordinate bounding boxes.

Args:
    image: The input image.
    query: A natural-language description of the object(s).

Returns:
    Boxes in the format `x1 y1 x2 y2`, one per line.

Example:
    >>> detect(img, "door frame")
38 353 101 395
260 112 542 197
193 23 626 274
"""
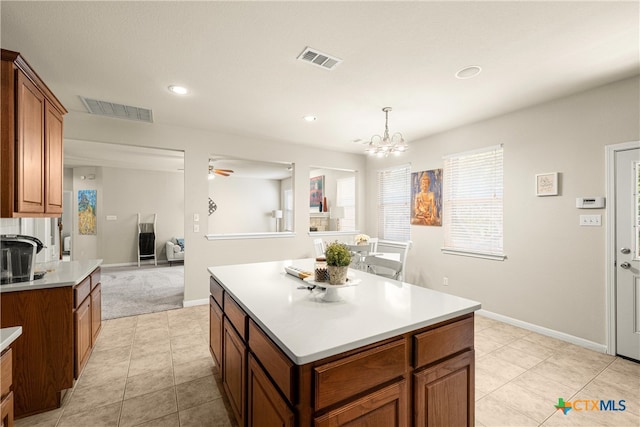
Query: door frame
605 140 640 356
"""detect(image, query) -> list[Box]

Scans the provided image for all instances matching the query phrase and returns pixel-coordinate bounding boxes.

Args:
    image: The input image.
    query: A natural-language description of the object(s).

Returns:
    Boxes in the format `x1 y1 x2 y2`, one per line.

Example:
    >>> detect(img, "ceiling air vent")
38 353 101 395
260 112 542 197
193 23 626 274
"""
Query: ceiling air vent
80 97 154 123
297 47 342 71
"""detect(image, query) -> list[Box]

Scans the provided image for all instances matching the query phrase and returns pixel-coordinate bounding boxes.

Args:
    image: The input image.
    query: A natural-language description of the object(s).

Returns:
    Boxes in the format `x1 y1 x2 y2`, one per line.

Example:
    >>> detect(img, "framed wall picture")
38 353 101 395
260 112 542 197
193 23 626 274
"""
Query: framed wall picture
310 175 324 210
535 172 558 196
78 189 97 234
411 169 443 226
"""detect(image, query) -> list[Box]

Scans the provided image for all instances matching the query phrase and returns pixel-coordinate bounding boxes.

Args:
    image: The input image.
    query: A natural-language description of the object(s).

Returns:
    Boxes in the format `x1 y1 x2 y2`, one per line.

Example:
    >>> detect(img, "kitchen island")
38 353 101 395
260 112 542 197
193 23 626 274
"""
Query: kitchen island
0 259 102 418
209 259 480 427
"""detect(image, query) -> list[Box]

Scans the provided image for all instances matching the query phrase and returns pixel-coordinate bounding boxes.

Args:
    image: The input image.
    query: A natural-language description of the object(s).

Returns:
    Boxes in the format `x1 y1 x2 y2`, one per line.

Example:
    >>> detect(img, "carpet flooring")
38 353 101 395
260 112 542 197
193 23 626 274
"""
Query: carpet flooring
101 264 184 320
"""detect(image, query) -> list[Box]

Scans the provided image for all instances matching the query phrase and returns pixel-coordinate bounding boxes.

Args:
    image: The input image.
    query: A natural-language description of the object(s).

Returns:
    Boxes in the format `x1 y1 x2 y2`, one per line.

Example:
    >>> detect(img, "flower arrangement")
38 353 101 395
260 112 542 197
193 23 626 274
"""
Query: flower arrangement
325 241 352 267
354 234 370 245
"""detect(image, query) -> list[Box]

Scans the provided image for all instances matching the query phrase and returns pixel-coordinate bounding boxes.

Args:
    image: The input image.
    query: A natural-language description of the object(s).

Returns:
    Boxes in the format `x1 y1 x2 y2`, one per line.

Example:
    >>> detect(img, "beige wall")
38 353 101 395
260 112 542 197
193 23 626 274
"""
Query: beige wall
365 76 640 347
63 116 366 303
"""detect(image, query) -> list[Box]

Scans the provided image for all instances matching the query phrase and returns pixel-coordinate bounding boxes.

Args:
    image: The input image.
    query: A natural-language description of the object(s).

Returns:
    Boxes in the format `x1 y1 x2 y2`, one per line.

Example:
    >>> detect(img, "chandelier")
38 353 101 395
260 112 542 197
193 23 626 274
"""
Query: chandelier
366 107 408 157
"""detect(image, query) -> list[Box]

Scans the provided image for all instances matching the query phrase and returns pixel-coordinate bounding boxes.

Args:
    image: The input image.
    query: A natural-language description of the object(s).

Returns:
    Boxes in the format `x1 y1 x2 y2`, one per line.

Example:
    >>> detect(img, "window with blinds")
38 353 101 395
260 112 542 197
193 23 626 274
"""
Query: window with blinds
442 145 504 260
377 165 411 242
336 176 356 231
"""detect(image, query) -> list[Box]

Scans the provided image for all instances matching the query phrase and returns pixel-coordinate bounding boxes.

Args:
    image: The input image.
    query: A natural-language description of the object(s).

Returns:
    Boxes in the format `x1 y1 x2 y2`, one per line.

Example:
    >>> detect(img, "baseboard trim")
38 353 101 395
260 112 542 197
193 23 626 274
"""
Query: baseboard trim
477 309 607 354
183 298 208 307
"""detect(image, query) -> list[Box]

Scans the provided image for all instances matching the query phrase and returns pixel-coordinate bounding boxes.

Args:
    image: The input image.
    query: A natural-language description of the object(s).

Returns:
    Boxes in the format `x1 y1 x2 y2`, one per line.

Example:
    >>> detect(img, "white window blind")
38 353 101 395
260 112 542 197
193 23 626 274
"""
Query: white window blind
377 165 411 242
443 145 504 260
336 176 356 231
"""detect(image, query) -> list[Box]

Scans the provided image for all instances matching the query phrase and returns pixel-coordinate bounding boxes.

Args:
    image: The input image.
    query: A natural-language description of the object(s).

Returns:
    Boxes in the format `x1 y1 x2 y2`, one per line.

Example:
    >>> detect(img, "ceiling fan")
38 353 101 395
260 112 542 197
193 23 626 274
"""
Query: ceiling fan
208 160 234 178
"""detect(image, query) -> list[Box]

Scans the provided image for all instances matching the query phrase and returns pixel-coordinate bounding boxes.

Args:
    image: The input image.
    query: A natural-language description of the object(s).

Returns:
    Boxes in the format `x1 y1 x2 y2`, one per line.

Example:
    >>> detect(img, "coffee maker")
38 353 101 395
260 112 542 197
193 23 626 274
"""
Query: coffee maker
1 235 44 284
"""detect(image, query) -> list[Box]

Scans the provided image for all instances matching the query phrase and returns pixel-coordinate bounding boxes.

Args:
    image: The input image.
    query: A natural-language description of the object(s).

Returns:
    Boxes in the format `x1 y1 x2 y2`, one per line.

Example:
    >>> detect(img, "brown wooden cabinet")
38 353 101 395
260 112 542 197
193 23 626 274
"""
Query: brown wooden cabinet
0 265 102 418
223 318 246 427
414 350 474 427
1 348 14 427
209 296 223 368
74 295 92 378
1 49 66 218
247 354 294 427
314 380 407 427
210 275 475 426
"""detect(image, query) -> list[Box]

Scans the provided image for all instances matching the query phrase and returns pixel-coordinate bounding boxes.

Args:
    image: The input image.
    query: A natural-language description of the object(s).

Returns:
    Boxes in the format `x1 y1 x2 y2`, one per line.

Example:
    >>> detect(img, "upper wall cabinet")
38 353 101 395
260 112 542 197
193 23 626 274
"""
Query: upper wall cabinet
1 49 67 218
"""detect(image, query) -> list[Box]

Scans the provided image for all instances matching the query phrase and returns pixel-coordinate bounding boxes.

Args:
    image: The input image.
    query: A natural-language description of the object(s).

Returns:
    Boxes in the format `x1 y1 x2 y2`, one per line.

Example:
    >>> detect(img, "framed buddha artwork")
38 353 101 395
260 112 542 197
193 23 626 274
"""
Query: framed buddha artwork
411 169 442 226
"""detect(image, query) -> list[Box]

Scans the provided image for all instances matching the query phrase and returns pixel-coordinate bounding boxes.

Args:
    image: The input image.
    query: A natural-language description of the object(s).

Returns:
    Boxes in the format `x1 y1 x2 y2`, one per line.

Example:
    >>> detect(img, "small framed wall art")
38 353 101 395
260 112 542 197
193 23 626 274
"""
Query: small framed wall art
535 172 558 196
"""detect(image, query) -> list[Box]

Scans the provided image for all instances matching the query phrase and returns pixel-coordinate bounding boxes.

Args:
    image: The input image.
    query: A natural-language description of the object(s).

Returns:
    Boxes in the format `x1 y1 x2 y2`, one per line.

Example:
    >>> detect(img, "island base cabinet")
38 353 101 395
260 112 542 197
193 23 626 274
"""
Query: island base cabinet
314 380 408 427
209 296 223 368
413 350 474 427
223 319 246 427
248 354 294 427
0 391 14 427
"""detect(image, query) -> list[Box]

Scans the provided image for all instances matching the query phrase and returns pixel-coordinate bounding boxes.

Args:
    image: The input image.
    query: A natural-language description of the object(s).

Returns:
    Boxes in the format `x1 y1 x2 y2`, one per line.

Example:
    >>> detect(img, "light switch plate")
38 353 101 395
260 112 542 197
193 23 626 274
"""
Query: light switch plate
106 215 117 221
580 215 601 226
193 213 199 222
193 224 200 232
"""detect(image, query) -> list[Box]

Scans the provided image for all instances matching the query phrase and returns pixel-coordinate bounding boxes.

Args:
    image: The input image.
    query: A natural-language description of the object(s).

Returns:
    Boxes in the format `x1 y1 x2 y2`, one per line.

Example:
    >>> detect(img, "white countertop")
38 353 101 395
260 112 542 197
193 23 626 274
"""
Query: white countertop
208 259 481 364
0 326 22 353
0 259 102 292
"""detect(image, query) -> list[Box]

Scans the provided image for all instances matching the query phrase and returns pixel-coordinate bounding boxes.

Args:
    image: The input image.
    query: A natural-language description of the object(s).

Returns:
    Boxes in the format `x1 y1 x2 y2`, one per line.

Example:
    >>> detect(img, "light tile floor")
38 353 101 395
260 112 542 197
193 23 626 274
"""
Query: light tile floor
14 309 640 427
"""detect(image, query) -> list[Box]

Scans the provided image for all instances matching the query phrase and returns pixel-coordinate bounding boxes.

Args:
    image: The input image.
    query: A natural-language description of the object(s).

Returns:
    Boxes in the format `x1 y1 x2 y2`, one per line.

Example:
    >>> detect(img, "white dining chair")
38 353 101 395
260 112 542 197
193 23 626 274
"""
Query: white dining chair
376 240 412 281
346 244 369 270
368 237 379 253
364 255 403 280
313 238 325 257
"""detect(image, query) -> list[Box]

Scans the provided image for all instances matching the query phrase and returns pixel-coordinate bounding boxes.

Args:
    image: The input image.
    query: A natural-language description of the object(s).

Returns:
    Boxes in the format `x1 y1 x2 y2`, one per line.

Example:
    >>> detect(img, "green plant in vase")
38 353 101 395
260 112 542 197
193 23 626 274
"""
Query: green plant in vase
325 241 351 284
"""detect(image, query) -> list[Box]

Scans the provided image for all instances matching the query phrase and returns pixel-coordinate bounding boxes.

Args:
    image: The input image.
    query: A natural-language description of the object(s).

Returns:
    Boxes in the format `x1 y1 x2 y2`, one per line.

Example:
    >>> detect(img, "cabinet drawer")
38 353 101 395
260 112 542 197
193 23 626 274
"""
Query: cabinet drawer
314 339 407 410
248 319 293 401
224 293 247 340
0 348 12 399
90 267 101 290
414 316 473 369
210 276 224 308
74 276 91 309
314 379 408 427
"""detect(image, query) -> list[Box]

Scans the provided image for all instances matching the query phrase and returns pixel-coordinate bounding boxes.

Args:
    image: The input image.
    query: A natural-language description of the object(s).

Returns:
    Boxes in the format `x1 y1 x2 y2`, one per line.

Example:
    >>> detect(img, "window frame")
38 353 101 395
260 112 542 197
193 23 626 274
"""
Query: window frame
442 144 505 261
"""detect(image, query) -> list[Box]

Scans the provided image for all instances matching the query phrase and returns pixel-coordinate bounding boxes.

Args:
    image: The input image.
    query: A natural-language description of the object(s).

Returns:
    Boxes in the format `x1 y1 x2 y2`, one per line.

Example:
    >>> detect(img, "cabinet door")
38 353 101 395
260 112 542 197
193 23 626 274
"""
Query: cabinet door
209 297 223 368
90 284 102 345
16 71 45 214
314 379 407 427
74 297 92 379
223 318 246 427
44 101 63 214
247 354 294 427
1 391 14 427
414 350 474 427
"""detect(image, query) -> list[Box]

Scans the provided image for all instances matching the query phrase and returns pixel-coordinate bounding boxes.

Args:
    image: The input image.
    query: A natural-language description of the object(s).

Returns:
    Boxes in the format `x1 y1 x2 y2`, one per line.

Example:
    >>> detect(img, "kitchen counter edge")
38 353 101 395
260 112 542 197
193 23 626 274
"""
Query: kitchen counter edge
0 259 102 293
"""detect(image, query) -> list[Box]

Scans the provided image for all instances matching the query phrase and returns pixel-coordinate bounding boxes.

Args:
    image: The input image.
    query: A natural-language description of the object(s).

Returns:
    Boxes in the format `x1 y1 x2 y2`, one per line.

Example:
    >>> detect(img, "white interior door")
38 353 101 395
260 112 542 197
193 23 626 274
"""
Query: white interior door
615 147 640 361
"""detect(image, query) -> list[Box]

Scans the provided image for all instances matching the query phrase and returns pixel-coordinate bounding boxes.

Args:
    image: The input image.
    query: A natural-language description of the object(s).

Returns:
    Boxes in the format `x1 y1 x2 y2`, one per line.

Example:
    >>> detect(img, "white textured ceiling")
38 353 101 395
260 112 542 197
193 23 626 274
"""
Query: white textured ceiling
2 1 638 158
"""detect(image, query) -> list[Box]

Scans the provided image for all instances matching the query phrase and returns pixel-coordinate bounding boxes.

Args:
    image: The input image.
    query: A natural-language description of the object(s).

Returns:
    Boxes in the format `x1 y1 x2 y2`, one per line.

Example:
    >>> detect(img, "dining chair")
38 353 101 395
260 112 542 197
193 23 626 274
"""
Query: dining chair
368 237 379 253
363 255 403 280
313 238 325 257
346 244 369 270
376 240 412 281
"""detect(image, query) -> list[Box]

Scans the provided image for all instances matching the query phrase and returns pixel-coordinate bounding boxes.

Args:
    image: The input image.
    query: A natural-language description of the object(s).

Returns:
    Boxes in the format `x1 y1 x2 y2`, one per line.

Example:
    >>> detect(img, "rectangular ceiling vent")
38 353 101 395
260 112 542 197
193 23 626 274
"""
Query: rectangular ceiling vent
297 47 342 71
80 97 154 123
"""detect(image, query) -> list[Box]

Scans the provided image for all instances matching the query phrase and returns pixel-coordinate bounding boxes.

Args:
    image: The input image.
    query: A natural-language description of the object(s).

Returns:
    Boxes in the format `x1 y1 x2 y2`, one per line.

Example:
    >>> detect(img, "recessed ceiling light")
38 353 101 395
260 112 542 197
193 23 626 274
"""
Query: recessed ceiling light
303 115 317 122
455 65 482 79
168 85 188 95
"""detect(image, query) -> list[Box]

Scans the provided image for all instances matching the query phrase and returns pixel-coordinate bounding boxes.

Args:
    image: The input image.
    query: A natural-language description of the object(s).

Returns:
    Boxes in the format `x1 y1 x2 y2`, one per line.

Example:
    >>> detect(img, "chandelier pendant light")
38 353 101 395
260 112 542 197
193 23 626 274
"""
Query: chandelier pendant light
366 107 408 157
